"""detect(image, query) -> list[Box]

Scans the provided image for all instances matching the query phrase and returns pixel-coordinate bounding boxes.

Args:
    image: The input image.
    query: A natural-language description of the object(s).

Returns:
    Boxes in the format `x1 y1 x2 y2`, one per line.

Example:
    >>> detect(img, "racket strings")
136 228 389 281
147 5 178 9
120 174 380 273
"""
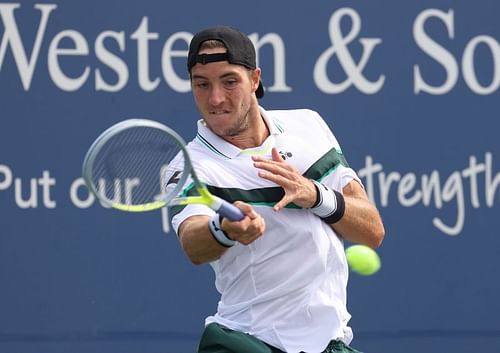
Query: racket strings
91 126 182 206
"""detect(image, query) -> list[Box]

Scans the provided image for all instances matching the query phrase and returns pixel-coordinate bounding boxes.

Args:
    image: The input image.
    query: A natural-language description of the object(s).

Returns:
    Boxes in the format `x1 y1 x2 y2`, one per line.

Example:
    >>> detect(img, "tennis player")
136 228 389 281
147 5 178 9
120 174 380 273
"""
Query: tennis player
170 26 385 353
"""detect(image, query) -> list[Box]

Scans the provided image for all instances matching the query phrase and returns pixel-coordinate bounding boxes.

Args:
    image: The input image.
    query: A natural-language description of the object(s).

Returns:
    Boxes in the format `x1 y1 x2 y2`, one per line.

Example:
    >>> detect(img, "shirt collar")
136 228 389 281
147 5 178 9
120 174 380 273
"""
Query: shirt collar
196 106 284 159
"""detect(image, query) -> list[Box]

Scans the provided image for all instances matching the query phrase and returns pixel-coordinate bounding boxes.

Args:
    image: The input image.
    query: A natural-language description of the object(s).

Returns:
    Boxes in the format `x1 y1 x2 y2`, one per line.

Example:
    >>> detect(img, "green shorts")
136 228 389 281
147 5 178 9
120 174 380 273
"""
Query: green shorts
198 323 362 353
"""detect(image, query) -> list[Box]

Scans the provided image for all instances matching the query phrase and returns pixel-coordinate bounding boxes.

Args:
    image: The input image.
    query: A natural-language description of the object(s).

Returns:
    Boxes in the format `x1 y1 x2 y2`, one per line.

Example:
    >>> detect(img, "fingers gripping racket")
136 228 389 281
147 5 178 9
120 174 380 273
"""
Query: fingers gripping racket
82 119 244 221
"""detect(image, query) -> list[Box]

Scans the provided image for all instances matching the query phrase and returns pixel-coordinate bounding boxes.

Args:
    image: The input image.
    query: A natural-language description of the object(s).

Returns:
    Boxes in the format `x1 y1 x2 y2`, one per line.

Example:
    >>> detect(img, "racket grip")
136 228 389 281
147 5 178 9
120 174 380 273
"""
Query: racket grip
216 199 245 221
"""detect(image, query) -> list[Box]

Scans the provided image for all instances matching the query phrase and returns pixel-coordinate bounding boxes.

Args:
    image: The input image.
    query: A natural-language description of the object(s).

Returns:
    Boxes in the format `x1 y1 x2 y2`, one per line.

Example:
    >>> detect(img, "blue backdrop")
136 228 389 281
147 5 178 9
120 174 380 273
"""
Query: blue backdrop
1 1 499 352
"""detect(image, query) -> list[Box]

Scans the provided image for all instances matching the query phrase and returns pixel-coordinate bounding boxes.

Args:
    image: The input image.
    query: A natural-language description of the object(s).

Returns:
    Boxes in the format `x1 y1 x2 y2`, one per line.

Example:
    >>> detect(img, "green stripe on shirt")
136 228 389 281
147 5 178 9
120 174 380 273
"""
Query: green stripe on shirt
170 147 348 218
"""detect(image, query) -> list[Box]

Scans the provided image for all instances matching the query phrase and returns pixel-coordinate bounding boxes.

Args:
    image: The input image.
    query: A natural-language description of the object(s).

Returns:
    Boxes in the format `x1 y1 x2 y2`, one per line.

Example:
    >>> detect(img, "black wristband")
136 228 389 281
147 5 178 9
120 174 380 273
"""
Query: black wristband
320 190 345 224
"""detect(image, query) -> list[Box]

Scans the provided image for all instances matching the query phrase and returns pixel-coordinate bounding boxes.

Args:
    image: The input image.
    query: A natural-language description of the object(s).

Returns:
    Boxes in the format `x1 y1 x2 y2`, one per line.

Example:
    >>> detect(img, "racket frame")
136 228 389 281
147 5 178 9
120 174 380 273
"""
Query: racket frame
82 118 245 221
82 119 190 211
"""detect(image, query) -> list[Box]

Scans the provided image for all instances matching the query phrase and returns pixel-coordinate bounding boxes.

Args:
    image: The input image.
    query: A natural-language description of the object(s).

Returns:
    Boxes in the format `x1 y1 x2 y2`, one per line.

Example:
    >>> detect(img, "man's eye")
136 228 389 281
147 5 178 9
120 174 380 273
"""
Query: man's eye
225 79 237 87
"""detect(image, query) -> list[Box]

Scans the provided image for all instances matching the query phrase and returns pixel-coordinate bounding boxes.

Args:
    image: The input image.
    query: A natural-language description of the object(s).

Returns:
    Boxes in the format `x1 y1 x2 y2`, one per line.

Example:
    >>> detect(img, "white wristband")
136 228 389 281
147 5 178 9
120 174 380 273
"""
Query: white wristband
310 180 337 217
310 180 345 224
208 214 236 248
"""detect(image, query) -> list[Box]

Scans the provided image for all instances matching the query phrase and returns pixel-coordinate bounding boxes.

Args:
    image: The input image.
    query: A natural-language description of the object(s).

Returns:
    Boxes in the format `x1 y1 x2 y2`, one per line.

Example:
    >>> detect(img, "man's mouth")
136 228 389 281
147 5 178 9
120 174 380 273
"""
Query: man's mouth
210 110 231 115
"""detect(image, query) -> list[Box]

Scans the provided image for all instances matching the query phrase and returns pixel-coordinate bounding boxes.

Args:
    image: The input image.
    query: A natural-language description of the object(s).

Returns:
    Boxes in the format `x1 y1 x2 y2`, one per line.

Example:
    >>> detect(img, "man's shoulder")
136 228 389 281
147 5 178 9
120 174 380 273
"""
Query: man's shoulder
265 107 327 132
266 107 320 119
185 137 210 157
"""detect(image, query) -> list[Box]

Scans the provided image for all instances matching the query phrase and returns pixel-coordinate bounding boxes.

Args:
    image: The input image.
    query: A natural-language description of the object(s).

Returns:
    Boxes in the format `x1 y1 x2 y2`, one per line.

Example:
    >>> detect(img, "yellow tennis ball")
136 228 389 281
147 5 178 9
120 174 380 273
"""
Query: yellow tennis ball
345 245 381 276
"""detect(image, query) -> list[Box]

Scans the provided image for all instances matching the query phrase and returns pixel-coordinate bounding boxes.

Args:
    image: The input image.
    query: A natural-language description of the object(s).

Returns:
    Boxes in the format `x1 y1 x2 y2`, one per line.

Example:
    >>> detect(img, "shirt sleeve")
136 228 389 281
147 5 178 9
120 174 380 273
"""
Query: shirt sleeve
171 203 215 235
169 164 215 236
309 110 364 193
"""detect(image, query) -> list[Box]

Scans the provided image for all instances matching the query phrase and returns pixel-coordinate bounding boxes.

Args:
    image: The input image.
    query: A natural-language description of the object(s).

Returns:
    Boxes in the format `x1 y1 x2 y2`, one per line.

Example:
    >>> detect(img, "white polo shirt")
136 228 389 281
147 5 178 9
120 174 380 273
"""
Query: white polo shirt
171 107 361 353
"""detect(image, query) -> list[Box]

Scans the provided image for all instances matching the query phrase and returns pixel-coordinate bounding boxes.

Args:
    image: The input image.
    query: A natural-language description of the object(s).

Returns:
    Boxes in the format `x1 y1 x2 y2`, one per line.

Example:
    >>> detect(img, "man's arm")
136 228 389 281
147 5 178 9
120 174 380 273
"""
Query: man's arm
178 202 266 265
178 215 228 265
330 179 385 249
252 148 384 249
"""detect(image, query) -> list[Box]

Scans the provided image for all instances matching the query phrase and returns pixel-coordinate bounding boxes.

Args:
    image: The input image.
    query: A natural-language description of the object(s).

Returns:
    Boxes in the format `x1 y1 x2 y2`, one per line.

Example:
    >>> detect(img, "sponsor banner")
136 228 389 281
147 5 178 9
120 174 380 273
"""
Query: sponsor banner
1 1 498 353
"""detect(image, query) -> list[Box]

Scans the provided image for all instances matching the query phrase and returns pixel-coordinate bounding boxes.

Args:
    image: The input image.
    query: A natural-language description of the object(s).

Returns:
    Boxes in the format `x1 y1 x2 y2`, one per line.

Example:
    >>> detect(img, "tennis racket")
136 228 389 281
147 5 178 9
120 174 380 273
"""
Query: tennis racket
82 118 245 221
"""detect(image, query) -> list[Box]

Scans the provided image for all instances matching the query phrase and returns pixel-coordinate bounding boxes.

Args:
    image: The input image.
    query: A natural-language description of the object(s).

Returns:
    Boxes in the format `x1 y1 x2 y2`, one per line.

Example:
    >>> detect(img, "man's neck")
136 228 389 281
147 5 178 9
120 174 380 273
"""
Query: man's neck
224 110 270 150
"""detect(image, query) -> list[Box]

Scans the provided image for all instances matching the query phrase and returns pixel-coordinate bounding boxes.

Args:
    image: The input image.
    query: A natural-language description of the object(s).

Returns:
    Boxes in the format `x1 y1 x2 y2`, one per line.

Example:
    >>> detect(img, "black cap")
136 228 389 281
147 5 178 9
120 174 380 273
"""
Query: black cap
187 26 264 98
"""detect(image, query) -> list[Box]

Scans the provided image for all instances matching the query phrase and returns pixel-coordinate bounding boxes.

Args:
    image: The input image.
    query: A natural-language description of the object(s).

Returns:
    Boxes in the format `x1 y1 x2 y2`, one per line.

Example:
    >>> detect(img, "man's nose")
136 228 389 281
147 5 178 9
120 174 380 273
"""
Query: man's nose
208 85 225 106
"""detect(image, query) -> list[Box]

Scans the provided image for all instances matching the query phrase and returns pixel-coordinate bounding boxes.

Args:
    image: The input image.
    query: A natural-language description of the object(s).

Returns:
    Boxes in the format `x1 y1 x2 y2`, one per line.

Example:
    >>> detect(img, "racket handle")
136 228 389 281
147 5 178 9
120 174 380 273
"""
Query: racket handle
216 198 245 221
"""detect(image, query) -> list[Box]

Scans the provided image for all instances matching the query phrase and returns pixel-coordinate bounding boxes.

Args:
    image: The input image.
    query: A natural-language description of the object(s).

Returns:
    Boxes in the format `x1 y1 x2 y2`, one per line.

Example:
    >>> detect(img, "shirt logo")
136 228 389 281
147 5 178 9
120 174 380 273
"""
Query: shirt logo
279 151 293 160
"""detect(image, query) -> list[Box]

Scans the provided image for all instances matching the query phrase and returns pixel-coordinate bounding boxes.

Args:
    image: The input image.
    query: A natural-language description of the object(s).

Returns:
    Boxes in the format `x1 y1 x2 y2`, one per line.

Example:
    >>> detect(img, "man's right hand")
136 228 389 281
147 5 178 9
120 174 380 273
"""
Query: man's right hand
221 201 266 245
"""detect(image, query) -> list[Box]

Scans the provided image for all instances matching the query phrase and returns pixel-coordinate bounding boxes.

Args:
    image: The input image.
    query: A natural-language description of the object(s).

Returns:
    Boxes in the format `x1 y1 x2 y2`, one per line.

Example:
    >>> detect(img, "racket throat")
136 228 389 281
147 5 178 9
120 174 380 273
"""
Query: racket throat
198 186 223 210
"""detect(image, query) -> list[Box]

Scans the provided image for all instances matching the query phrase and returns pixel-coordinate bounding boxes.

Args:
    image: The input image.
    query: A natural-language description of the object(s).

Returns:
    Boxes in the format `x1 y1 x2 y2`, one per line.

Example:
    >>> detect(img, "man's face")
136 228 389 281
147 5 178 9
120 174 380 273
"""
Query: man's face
190 47 261 138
